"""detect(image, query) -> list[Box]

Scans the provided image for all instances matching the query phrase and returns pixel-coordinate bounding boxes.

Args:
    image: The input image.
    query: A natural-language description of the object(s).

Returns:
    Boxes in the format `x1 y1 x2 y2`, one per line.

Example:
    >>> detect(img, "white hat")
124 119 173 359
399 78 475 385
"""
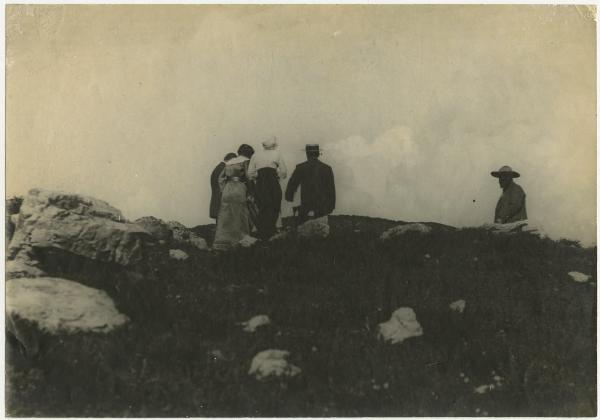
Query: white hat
262 137 278 150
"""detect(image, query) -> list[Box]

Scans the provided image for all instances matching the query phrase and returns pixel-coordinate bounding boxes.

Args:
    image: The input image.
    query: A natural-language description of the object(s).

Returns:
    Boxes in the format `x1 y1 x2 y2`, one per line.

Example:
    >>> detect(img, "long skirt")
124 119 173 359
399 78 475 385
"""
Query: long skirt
255 168 282 240
213 181 250 251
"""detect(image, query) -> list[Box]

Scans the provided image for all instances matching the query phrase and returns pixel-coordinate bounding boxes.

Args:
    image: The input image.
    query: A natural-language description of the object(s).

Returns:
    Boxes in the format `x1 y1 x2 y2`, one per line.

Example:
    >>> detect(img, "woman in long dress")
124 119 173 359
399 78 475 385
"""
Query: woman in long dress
212 145 255 251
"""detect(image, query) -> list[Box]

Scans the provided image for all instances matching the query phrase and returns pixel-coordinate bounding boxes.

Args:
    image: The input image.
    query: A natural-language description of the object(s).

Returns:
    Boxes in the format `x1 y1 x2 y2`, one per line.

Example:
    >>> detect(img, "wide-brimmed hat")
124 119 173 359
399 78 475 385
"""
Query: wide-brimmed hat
491 165 520 178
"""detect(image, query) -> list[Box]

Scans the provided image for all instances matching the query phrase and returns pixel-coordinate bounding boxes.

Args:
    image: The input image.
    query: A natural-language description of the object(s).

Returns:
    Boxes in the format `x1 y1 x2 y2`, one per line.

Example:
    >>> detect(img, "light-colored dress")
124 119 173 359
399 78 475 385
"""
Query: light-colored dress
212 157 251 251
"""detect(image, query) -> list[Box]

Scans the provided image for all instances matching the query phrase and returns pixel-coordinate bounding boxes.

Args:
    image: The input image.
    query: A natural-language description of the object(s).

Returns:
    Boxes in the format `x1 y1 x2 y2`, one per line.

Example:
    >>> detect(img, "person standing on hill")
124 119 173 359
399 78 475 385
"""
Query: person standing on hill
285 144 336 225
248 137 287 240
209 152 237 221
491 165 527 224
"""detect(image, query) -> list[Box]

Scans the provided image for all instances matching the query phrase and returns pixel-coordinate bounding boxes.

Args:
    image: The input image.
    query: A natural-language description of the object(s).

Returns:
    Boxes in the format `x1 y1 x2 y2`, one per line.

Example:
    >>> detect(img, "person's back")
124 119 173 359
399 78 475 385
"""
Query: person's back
285 145 336 223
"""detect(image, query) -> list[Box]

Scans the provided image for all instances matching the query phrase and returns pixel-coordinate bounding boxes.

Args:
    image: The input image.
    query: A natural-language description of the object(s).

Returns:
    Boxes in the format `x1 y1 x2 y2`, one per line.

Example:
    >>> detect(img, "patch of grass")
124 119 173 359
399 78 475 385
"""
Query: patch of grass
5 216 597 416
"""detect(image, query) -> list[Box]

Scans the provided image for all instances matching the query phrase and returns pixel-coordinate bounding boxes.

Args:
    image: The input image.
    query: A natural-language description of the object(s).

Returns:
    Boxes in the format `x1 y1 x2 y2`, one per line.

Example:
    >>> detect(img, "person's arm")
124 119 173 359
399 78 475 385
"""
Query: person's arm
218 167 227 192
328 166 336 212
247 156 258 180
505 188 526 221
277 152 288 180
285 166 301 202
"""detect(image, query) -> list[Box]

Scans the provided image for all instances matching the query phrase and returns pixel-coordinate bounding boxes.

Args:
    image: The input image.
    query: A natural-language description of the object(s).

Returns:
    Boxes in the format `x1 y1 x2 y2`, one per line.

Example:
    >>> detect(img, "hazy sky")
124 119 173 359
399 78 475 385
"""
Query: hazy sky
6 5 597 244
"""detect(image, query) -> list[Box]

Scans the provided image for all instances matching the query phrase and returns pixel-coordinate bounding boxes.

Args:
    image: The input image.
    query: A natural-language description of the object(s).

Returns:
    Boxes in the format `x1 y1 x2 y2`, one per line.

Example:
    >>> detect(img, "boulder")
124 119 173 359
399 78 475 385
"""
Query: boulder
6 250 46 279
166 220 208 250
481 220 546 238
7 189 156 266
378 307 423 344
380 223 432 240
239 235 258 248
134 216 173 241
6 277 129 355
248 349 301 380
297 216 330 238
6 196 23 243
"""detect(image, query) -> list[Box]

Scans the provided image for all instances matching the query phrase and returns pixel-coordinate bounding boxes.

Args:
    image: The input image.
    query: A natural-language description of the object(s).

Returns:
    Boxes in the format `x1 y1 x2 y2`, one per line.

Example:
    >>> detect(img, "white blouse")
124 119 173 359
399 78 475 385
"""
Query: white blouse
247 149 287 180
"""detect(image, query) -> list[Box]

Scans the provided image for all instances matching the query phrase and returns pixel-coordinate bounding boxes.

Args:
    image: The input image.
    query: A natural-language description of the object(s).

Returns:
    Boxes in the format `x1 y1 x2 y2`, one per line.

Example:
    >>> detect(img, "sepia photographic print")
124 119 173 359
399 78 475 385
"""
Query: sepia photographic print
4 4 597 417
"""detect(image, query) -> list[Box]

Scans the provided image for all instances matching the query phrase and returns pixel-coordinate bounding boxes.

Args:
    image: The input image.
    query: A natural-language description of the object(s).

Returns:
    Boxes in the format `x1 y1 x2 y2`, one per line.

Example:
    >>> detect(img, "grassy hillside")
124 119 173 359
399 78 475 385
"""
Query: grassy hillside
6 215 597 416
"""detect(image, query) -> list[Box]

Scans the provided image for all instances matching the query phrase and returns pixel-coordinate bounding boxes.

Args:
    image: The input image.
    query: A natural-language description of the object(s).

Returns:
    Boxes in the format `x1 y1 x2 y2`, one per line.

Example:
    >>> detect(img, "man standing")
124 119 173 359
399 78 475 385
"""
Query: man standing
285 144 336 225
247 137 287 240
209 152 237 221
491 165 527 224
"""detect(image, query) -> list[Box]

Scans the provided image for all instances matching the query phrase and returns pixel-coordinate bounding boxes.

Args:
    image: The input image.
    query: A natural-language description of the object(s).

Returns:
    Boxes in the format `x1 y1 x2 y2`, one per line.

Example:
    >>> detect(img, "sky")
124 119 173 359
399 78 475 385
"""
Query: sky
6 5 597 244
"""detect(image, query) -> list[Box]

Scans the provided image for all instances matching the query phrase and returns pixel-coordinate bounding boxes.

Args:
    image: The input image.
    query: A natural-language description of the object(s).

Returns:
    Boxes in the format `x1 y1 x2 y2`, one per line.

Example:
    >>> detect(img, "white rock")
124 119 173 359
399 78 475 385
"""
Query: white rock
6 253 46 279
189 234 208 251
449 299 466 313
568 271 591 283
239 235 258 248
169 249 189 260
240 315 271 332
248 349 301 380
6 277 129 335
380 223 432 240
378 307 423 344
297 216 330 238
481 220 547 238
474 384 495 394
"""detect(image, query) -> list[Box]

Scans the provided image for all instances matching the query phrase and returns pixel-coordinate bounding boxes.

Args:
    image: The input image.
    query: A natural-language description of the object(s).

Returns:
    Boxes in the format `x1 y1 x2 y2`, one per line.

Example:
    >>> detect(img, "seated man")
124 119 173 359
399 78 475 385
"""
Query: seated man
491 165 527 224
285 144 336 225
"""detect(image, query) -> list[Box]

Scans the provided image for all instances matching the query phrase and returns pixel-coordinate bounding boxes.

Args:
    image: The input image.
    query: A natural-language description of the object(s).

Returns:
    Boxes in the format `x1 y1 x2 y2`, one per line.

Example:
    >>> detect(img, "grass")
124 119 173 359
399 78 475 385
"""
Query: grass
5 215 597 416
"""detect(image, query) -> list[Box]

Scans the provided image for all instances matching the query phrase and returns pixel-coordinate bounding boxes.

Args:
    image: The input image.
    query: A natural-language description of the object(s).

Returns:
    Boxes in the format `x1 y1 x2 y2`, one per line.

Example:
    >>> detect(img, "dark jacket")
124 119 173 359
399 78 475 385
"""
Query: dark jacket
494 181 527 223
209 162 225 219
285 158 336 217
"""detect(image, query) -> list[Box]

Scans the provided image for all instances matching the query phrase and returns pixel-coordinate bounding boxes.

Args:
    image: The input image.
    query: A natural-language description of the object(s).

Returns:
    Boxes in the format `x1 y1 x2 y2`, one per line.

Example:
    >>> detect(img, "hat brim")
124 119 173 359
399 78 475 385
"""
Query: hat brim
491 171 520 178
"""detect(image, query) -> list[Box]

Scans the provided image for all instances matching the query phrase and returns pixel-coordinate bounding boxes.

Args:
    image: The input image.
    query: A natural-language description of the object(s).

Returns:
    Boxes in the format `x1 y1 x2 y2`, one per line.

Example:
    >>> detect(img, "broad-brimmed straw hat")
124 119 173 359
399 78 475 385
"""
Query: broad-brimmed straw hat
491 165 520 178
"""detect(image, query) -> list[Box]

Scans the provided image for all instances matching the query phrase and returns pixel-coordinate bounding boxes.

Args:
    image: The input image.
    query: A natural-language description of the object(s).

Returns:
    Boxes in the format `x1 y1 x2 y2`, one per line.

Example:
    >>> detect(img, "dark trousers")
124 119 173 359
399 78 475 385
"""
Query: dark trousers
255 168 282 240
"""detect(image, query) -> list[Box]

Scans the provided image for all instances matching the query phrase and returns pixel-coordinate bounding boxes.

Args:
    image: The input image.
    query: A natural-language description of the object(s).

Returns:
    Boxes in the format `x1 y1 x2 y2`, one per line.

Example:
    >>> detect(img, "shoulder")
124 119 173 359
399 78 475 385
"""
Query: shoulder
511 183 526 195
318 161 333 170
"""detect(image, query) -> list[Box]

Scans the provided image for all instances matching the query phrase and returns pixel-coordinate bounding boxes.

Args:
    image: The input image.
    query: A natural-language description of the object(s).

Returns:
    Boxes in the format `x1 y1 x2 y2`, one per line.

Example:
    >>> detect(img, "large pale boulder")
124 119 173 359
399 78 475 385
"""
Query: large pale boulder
8 189 156 266
380 223 432 240
6 277 129 356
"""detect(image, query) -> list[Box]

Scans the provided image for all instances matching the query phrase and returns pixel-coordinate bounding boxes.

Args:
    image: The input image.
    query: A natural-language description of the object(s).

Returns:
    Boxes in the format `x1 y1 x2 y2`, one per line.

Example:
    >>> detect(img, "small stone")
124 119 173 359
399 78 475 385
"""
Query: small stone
568 271 591 283
373 384 381 390
464 377 470 383
383 382 389 389
169 249 189 260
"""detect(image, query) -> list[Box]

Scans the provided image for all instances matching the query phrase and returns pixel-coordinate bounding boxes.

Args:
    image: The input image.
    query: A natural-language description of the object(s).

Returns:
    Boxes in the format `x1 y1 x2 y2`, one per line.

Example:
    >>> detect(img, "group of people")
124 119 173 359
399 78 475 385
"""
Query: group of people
209 138 527 251
209 138 336 250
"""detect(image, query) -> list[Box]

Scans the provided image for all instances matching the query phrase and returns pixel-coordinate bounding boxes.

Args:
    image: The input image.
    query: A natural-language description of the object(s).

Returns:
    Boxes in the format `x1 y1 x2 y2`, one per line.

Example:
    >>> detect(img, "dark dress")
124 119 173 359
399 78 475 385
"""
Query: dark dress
209 162 226 220
285 158 336 224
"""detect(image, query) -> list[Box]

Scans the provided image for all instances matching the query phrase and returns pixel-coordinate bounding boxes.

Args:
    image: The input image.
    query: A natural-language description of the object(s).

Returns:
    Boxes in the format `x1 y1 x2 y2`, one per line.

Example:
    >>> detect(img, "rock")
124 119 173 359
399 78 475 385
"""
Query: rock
449 299 466 313
378 307 423 344
481 220 547 238
239 235 258 248
188 234 208 250
380 223 432 240
166 221 208 250
8 189 157 266
269 228 293 241
169 249 189 260
6 277 129 336
6 196 23 243
568 271 591 283
134 216 173 241
297 216 330 238
239 315 271 332
248 349 301 380
473 384 496 394
6 257 46 279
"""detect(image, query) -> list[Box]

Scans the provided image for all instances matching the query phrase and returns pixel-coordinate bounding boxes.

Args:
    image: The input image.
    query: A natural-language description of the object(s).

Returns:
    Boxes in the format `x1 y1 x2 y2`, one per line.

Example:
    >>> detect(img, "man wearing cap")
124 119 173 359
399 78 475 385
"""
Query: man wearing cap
491 165 527 224
285 144 336 225
210 152 237 220
248 137 287 240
